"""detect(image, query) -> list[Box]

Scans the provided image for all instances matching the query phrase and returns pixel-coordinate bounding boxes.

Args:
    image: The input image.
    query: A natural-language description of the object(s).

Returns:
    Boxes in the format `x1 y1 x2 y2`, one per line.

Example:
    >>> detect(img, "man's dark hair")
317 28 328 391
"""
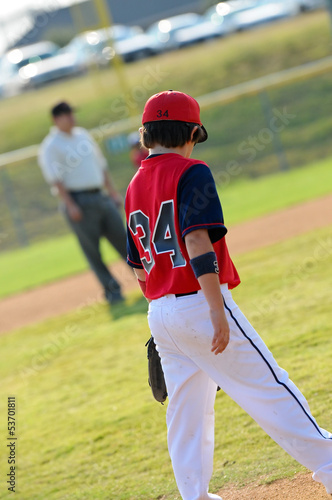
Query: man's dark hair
51 101 74 117
141 121 205 149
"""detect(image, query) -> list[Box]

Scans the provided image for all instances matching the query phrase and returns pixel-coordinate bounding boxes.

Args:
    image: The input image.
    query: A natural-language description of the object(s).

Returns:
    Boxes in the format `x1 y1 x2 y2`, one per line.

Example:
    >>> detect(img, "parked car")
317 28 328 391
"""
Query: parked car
174 3 242 47
174 20 228 48
146 13 202 52
63 24 150 67
297 0 327 10
205 0 255 25
2 41 59 72
62 30 108 68
18 51 86 89
115 32 160 62
0 41 59 97
232 0 300 31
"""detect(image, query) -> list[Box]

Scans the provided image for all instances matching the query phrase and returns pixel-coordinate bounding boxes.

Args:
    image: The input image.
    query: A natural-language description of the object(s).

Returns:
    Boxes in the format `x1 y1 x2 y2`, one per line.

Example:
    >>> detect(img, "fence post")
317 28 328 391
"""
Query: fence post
258 90 289 172
0 167 29 247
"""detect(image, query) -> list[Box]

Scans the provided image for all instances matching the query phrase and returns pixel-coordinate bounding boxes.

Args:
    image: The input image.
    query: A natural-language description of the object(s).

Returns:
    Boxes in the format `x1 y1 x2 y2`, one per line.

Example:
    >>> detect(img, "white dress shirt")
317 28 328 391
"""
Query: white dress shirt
38 127 107 191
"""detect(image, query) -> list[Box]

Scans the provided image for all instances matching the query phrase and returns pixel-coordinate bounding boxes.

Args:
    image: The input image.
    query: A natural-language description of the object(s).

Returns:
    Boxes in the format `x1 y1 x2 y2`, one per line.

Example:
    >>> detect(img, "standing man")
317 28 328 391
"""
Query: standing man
39 101 127 305
125 90 332 499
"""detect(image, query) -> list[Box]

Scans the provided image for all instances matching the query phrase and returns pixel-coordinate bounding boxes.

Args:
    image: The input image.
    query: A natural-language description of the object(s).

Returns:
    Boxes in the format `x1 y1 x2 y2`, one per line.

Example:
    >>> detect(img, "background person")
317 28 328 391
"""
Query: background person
38 101 127 305
127 131 148 170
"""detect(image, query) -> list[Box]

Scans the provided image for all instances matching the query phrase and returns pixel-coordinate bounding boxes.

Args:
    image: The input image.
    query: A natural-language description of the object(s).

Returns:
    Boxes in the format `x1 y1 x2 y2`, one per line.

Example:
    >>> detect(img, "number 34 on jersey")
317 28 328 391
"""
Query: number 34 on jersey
128 200 186 273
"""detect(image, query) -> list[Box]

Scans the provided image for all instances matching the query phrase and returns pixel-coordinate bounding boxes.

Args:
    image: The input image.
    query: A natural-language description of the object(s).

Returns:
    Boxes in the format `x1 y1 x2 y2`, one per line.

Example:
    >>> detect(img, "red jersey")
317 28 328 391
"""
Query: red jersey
125 153 240 300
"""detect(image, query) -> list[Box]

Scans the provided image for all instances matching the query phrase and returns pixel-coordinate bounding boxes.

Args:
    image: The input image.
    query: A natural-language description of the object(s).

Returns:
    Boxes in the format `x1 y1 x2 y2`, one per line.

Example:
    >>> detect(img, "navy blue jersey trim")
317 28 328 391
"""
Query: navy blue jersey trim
182 221 225 237
223 298 331 440
145 154 162 159
127 256 144 269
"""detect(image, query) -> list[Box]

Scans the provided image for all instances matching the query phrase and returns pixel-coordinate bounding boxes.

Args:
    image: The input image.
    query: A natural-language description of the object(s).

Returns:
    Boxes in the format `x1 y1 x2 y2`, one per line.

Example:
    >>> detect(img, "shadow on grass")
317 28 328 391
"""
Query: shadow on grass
108 294 148 321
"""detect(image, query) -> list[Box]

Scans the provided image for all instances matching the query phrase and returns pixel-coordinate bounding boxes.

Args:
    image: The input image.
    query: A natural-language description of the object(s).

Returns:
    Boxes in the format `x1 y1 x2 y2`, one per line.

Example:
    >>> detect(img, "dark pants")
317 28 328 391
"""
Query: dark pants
64 191 127 299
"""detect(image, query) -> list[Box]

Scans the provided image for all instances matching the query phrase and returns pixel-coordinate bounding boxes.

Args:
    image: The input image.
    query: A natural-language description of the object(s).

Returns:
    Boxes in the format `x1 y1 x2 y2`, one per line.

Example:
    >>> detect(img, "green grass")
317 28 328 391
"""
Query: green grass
0 154 331 299
0 234 119 299
0 225 331 499
218 154 332 226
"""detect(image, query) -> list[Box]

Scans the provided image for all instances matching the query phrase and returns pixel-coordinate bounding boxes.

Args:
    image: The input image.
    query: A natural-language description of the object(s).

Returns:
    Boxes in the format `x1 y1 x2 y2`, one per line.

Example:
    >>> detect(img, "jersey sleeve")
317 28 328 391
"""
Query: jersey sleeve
178 163 227 243
126 225 144 269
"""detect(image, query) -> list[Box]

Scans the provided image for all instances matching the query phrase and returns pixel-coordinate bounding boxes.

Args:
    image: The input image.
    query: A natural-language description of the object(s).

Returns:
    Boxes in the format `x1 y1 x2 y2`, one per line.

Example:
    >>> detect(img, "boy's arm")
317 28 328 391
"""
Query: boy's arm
134 268 150 302
134 268 146 282
184 228 229 355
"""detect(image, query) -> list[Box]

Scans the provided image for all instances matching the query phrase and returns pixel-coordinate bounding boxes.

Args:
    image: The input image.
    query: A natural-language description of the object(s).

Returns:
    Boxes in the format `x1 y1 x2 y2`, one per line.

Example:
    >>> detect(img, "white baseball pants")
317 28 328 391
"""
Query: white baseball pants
148 285 332 500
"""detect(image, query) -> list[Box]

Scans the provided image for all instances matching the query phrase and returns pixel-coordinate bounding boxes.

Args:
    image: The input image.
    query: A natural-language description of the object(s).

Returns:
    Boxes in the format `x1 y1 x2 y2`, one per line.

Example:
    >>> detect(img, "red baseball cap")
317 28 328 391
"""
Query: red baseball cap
142 90 208 143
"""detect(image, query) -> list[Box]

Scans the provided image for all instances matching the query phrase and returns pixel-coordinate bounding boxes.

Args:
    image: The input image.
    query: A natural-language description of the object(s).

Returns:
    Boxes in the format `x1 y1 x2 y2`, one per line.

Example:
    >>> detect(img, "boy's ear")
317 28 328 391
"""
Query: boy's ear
190 125 199 143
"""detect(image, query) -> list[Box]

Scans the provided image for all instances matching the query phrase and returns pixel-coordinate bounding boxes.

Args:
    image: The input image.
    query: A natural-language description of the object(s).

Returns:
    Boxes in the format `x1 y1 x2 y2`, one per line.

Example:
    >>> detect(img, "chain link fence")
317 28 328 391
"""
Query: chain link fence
0 60 331 252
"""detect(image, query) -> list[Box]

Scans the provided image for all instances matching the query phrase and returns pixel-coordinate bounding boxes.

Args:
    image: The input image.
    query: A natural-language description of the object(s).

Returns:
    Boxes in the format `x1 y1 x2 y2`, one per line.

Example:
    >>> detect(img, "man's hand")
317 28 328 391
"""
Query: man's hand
210 307 230 355
67 202 83 222
104 171 123 209
54 182 83 222
109 191 123 209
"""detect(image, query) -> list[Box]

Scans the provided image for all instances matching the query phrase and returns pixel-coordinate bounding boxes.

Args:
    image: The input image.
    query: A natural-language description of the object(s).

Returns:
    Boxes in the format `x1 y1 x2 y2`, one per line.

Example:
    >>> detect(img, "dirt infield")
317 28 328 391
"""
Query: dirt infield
0 193 331 335
217 472 330 499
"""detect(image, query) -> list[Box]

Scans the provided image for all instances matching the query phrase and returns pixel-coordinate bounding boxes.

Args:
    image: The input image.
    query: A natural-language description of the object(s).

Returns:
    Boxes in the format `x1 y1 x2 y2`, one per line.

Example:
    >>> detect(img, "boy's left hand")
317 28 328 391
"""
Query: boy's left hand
210 308 230 355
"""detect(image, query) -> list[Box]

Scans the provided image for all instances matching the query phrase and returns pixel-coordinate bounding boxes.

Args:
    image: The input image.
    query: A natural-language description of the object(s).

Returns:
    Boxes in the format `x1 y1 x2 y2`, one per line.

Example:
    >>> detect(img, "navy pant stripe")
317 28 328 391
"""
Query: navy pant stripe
223 298 331 440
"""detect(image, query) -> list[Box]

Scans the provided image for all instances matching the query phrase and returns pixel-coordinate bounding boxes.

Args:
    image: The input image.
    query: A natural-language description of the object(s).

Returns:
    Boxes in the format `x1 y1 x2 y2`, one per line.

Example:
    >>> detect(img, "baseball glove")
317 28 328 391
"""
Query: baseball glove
145 336 168 404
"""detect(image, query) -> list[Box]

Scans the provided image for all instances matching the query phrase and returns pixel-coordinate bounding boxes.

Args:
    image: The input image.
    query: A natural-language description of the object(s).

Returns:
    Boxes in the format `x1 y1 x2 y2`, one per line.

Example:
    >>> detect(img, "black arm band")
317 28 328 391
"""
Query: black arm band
189 251 219 279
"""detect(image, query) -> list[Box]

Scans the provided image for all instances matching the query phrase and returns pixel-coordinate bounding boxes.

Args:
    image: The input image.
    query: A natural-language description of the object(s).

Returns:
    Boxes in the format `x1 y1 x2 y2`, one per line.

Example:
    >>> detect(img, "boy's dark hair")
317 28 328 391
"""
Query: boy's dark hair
141 121 206 149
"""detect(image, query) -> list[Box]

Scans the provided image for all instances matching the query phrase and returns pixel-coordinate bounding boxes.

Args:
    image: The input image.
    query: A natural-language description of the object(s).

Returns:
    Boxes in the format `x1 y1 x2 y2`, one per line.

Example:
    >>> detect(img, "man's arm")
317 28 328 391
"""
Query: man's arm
54 181 82 222
103 171 123 208
38 141 82 222
85 129 123 208
184 228 229 355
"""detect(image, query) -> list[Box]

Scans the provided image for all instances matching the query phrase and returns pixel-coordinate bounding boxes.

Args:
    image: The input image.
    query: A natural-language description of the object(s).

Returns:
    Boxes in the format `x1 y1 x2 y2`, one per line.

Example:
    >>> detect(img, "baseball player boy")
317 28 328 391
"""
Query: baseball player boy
125 90 332 500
